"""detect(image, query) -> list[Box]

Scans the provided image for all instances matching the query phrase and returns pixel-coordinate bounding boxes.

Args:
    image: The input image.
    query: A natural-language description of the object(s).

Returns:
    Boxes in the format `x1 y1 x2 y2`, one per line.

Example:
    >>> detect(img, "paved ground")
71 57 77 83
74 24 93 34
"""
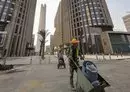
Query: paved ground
94 60 130 92
0 55 130 92
0 56 71 92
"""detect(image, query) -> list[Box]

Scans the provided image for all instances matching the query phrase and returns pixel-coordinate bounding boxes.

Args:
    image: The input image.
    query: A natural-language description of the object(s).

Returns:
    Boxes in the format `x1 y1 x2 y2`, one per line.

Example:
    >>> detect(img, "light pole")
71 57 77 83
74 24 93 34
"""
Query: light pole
27 43 34 64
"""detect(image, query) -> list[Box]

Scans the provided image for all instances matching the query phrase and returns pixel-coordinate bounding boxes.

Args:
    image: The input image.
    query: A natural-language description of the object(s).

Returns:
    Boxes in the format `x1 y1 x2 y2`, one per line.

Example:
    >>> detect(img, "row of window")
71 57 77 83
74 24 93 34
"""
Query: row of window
0 0 15 22
14 1 28 34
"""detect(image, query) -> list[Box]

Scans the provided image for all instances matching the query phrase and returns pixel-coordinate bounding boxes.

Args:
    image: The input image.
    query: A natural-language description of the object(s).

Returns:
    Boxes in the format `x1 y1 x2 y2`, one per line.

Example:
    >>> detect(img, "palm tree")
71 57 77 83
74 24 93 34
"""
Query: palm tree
38 30 50 59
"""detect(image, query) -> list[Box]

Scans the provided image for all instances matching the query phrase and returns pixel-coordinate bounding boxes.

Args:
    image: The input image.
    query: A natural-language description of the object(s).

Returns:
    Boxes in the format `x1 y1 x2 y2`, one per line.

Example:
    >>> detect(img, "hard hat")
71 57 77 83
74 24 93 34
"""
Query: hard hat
70 38 79 44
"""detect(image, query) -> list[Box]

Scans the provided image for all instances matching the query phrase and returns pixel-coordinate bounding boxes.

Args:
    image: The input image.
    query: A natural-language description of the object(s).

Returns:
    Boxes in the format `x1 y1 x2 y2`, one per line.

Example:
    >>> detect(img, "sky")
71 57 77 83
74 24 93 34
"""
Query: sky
33 0 130 45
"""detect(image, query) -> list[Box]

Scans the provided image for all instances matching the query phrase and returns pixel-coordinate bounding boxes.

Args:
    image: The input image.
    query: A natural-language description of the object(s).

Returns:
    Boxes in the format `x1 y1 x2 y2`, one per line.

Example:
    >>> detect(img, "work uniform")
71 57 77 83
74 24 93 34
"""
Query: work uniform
68 45 80 88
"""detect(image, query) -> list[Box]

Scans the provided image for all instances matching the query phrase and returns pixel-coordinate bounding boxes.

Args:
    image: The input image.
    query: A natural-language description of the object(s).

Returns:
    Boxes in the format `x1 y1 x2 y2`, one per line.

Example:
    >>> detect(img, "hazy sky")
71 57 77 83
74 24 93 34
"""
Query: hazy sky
33 0 130 45
33 0 60 45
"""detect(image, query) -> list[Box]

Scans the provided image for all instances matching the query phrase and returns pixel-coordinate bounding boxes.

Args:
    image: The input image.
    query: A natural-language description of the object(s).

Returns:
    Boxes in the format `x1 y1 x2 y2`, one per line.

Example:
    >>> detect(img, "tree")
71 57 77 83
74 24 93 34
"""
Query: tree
38 30 50 59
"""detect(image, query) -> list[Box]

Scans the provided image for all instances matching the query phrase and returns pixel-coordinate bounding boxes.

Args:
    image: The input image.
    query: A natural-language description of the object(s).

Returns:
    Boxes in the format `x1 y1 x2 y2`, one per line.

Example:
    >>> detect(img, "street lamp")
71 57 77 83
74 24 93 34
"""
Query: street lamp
27 43 34 64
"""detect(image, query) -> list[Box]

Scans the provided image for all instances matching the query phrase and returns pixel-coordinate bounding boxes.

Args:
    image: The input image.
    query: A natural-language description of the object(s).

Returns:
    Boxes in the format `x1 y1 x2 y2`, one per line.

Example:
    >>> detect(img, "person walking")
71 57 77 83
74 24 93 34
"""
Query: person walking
68 38 83 89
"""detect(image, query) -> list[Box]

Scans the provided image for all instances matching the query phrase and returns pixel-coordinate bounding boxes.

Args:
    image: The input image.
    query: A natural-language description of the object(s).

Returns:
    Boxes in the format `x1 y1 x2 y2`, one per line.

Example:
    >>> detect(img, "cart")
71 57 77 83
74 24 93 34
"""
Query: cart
75 66 110 92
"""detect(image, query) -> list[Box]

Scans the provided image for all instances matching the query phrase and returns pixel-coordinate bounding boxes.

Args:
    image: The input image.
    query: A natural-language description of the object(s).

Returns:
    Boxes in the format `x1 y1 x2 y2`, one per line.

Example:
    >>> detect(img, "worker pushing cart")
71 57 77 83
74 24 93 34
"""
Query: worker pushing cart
67 38 83 89
67 38 110 92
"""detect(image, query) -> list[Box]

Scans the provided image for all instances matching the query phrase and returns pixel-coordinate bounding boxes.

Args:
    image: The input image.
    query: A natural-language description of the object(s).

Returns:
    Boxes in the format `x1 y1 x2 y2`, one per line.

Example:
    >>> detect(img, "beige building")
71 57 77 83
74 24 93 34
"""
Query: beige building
36 4 46 52
54 2 63 47
123 14 130 32
53 0 113 53
5 0 37 57
53 1 71 47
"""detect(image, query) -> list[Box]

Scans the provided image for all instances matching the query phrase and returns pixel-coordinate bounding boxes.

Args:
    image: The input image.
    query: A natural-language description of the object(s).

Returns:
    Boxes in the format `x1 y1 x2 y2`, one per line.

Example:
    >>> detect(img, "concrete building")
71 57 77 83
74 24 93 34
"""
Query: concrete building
123 14 130 32
101 31 130 54
45 45 50 54
4 0 37 57
36 4 46 53
0 0 15 56
0 0 14 31
54 3 63 46
54 0 113 53
50 35 54 54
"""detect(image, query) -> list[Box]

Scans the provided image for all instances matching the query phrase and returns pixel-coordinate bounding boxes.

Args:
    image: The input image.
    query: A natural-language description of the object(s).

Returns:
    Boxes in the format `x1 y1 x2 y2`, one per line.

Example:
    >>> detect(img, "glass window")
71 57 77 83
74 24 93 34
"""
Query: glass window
1 13 6 21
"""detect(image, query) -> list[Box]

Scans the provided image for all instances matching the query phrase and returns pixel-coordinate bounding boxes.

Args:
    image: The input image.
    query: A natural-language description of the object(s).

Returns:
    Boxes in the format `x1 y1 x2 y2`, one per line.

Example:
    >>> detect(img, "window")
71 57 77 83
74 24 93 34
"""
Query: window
100 14 103 17
79 17 81 20
76 13 78 16
76 18 79 21
18 13 21 17
77 23 79 27
17 18 20 23
101 19 105 23
1 13 6 21
20 8 22 12
15 25 19 33
74 19 75 22
80 22 82 26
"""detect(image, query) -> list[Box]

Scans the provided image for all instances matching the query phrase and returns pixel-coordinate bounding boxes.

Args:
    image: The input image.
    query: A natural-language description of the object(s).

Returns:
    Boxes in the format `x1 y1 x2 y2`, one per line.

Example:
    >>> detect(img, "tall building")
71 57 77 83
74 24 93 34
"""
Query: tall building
0 0 15 56
53 1 71 48
123 14 130 32
0 0 15 31
36 4 46 53
4 0 37 57
54 0 113 53
54 3 63 47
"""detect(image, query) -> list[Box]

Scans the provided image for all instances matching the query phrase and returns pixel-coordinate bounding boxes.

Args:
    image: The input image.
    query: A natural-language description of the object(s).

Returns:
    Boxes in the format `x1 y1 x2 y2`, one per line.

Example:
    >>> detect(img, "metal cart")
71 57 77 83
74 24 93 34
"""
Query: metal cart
75 66 110 92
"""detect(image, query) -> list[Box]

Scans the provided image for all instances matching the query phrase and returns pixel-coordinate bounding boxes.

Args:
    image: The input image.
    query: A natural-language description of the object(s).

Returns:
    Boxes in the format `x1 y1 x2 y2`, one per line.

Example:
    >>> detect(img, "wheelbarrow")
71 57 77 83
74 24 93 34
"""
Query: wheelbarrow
75 66 110 92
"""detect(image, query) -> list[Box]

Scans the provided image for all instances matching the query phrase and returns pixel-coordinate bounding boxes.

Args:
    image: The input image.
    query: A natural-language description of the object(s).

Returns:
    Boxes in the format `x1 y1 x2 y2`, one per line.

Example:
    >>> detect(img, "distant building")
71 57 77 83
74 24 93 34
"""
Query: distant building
54 0 113 54
101 31 130 54
50 35 54 54
54 3 63 46
123 14 130 32
4 0 37 57
36 4 46 53
45 45 50 54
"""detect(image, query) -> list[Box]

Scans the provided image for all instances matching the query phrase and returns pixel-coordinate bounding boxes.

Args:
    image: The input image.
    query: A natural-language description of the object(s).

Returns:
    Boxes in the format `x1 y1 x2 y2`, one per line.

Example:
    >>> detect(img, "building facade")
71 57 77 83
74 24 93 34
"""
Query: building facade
101 31 130 54
45 45 50 54
123 14 130 32
0 0 15 57
0 0 15 31
36 4 46 53
54 2 63 47
50 35 54 54
53 0 113 53
4 0 37 57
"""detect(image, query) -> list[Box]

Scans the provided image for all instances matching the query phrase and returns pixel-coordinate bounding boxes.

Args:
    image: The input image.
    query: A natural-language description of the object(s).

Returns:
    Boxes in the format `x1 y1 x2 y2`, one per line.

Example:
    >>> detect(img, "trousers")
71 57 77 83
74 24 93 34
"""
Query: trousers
69 58 79 88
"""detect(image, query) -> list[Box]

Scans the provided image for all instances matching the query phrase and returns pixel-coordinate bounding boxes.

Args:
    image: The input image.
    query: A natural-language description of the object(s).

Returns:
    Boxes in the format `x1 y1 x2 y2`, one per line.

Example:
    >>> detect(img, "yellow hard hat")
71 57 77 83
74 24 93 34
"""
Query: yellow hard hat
70 38 79 44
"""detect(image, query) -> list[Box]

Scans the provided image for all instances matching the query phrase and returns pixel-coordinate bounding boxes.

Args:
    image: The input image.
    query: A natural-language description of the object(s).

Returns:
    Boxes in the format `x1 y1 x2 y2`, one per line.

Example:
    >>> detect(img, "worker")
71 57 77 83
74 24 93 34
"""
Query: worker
57 49 64 63
68 38 83 89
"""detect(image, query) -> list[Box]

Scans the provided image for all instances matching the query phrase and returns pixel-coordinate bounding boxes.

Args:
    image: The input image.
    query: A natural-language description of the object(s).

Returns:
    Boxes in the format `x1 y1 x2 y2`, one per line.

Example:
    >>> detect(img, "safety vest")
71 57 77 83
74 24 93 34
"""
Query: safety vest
68 45 79 58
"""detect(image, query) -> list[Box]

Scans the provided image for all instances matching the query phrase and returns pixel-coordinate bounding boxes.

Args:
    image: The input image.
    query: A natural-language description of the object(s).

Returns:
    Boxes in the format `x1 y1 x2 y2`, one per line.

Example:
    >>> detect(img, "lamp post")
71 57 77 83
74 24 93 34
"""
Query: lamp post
27 43 34 64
